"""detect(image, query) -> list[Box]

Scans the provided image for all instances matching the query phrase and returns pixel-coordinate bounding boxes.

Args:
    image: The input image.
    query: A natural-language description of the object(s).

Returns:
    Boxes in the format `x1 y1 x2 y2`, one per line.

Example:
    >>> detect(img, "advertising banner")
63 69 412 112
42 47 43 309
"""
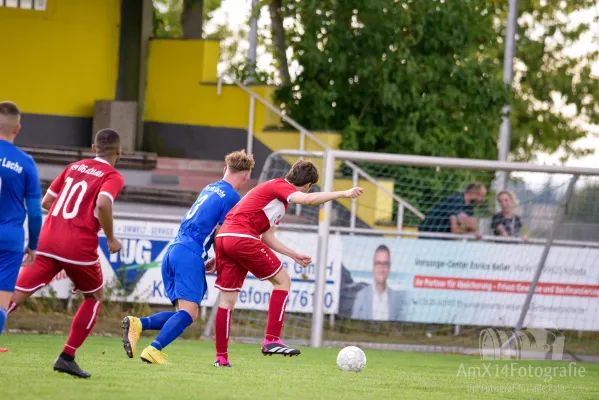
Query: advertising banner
341 236 599 330
34 219 343 314
31 217 599 329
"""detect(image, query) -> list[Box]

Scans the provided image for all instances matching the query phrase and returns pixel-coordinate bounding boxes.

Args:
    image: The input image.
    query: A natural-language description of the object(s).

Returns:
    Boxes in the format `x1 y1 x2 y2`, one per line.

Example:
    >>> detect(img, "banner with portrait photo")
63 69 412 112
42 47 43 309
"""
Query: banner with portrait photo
340 236 599 331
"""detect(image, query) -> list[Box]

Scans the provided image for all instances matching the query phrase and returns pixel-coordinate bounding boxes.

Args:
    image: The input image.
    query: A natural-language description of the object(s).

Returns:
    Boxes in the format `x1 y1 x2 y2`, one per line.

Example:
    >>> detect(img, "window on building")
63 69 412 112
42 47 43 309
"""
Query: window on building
0 0 47 11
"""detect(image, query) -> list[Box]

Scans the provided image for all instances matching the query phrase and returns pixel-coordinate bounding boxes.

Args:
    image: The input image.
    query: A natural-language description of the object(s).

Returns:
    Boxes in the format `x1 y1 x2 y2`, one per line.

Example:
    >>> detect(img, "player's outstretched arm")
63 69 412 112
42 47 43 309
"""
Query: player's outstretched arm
289 187 364 206
261 228 312 267
96 194 121 254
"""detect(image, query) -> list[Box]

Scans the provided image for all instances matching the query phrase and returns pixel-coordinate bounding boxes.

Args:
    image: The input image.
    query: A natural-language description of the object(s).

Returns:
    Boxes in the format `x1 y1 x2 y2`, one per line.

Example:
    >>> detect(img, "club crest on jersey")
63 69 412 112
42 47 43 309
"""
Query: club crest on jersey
99 237 170 293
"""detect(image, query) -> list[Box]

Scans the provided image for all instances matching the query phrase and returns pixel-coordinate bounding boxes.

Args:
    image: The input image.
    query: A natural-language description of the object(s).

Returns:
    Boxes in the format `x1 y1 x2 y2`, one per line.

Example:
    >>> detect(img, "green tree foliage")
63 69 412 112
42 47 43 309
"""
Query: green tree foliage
263 0 291 85
152 0 273 82
277 0 509 161
273 0 598 221
153 0 183 38
153 0 222 38
274 1 507 220
277 0 598 162
493 0 599 162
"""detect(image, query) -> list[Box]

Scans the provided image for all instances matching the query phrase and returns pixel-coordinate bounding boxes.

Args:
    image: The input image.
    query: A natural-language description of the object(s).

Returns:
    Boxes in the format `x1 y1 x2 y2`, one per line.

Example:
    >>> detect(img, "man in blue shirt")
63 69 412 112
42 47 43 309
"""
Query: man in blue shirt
419 183 486 237
121 150 254 365
0 101 42 336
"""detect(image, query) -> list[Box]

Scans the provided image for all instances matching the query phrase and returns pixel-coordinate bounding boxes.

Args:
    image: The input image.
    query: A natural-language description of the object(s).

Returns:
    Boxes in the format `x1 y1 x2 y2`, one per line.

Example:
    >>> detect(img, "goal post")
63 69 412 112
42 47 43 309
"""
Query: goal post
311 149 336 347
204 148 599 360
310 149 599 359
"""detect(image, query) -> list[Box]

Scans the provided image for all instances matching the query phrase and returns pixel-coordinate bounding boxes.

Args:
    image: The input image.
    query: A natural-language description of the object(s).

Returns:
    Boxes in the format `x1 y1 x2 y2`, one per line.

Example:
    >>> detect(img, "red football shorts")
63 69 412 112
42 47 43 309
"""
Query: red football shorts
15 254 104 294
214 236 283 292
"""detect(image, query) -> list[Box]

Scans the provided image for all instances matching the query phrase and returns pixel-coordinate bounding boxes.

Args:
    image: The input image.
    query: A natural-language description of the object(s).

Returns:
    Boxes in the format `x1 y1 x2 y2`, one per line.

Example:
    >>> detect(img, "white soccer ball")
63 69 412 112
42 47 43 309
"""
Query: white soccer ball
336 346 366 372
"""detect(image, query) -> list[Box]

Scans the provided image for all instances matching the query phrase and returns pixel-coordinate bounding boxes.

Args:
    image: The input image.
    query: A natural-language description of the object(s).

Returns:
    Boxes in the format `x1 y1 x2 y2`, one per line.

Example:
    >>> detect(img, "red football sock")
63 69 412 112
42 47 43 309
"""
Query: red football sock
265 290 289 342
215 307 232 360
7 301 18 314
62 298 101 357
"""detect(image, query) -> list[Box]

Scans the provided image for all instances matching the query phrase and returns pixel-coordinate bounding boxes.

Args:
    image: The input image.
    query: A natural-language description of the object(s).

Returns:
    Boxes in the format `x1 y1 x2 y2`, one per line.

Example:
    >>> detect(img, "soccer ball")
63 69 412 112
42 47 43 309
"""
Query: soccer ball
336 346 366 372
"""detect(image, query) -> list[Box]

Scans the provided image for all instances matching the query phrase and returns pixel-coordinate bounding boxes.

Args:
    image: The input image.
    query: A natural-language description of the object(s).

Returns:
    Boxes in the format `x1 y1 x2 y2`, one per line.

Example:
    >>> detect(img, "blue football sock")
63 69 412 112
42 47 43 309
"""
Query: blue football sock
141 311 176 331
151 310 193 351
0 307 7 336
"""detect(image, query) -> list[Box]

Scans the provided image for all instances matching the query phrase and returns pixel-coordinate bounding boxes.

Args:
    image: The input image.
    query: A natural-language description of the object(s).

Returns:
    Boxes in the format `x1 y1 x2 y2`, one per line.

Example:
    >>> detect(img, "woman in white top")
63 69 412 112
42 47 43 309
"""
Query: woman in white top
491 190 528 240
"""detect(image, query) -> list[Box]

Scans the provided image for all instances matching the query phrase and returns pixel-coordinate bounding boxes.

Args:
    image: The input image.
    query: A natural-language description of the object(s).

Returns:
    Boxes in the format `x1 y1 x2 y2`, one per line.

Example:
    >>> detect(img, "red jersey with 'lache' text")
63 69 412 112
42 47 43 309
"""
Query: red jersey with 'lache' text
37 158 125 264
217 178 298 239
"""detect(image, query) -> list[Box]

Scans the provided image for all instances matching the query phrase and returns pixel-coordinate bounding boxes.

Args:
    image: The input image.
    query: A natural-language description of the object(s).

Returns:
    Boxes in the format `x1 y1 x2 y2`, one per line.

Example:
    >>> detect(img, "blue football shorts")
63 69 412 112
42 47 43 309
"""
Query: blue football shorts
0 251 24 292
161 243 207 306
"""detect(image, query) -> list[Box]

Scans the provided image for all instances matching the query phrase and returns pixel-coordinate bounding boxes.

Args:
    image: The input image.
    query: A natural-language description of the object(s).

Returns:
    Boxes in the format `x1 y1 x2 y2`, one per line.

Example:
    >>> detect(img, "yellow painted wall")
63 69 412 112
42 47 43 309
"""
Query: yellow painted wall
144 38 396 229
144 39 274 132
0 0 120 116
259 130 342 180
258 130 341 152
333 178 395 227
145 39 336 160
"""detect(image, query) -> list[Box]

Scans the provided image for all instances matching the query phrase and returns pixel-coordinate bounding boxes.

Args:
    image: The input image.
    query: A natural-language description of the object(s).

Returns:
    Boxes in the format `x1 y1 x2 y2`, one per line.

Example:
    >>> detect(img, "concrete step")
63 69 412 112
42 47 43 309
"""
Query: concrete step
179 175 258 193
152 168 222 177
25 146 158 170
152 157 259 194
156 157 225 174
150 174 259 194
281 213 315 225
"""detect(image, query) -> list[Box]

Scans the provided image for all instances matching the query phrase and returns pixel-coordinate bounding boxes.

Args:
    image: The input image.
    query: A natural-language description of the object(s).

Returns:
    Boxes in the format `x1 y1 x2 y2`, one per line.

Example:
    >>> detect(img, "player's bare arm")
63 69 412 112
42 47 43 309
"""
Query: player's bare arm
261 227 312 267
289 187 364 206
204 224 222 274
205 258 216 274
41 192 56 211
96 194 121 254
21 248 36 266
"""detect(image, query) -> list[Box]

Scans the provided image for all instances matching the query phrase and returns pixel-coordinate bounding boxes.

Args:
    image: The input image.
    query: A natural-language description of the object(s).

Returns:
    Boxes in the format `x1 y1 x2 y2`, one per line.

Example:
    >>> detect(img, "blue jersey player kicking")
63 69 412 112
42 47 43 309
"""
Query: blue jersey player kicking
0 101 43 338
121 150 254 364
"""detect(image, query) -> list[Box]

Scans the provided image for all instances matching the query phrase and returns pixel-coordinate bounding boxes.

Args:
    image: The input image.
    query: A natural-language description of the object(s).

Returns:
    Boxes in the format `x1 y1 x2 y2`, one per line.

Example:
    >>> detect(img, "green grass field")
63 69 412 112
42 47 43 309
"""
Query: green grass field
1 335 598 400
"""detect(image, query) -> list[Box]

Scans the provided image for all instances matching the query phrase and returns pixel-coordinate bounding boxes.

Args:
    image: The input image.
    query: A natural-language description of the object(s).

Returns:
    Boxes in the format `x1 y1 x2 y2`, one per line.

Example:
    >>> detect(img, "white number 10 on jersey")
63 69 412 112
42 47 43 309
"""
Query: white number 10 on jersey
52 177 88 219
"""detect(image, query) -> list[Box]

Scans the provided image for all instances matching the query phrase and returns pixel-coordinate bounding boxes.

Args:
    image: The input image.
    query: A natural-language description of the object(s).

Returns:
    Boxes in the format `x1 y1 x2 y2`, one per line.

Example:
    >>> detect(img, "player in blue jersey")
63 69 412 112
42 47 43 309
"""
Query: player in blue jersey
0 101 42 336
121 150 254 364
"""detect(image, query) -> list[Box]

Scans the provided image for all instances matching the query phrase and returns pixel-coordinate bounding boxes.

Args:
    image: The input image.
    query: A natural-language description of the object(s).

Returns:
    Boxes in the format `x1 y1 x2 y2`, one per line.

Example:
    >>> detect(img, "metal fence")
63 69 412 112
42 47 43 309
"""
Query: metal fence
246 149 599 361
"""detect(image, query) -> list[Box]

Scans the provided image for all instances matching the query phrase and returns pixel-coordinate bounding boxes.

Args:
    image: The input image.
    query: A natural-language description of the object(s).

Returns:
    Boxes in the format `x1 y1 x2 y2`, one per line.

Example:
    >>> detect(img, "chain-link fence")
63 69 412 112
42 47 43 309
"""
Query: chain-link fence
215 149 599 361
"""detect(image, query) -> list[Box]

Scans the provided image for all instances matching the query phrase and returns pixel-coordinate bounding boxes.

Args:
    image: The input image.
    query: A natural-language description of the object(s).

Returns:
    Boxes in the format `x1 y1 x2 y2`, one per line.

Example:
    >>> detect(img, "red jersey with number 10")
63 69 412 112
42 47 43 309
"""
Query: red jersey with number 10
217 178 298 240
37 158 125 265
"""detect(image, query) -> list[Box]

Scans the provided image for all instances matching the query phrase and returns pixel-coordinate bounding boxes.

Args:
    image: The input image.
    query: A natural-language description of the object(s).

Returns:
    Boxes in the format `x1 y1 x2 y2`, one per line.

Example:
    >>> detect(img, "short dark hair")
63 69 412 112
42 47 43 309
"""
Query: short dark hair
225 150 255 172
95 129 121 155
465 182 485 193
375 244 390 258
0 101 20 117
285 160 319 187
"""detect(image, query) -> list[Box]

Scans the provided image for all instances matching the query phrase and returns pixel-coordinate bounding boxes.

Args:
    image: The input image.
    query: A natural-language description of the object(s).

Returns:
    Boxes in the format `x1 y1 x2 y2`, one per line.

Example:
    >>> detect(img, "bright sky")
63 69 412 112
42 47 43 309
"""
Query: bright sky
204 0 598 169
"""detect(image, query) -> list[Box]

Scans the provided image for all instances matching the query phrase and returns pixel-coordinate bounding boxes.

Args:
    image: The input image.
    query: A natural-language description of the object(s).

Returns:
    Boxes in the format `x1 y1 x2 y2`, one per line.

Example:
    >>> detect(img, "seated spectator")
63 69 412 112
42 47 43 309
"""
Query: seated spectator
418 183 486 238
492 190 528 240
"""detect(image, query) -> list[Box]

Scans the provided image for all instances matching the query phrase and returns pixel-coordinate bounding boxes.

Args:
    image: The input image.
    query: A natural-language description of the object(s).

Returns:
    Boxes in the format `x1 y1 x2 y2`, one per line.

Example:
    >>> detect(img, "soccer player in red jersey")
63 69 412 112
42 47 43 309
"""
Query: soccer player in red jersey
213 160 363 366
8 129 124 378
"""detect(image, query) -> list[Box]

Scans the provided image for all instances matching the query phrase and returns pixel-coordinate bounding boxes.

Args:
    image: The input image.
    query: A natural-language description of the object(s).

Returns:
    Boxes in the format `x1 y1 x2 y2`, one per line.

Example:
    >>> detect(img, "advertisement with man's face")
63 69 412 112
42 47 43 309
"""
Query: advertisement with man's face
341 236 599 331
341 237 411 322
